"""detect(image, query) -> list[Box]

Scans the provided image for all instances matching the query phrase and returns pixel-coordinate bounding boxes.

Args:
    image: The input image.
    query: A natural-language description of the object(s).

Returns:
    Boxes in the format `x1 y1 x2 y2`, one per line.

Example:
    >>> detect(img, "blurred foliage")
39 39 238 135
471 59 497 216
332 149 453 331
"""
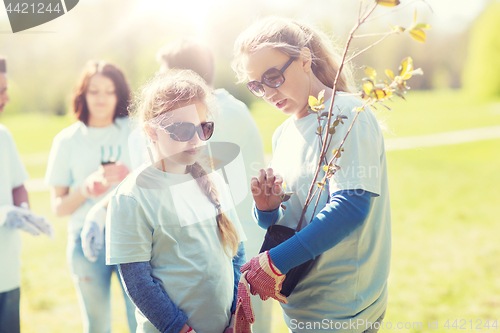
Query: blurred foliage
350 18 467 91
0 0 478 117
463 0 500 100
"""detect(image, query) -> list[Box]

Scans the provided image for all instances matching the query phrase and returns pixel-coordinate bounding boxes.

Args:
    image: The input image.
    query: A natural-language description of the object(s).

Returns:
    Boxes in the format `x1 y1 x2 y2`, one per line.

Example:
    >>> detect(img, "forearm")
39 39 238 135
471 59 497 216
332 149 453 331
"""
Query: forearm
231 242 246 313
119 261 188 333
269 190 372 274
50 186 88 217
12 185 29 207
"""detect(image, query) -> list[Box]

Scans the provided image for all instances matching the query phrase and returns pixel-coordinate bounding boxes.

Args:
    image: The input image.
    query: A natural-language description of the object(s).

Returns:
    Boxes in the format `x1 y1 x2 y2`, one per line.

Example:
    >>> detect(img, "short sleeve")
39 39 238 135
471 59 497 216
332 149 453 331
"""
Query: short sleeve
328 109 383 197
106 194 153 265
45 133 72 187
3 128 29 188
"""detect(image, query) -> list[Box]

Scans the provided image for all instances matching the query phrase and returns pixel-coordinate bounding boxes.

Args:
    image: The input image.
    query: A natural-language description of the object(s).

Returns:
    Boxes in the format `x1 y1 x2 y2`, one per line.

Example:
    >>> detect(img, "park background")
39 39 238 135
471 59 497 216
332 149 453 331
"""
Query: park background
1 0 500 332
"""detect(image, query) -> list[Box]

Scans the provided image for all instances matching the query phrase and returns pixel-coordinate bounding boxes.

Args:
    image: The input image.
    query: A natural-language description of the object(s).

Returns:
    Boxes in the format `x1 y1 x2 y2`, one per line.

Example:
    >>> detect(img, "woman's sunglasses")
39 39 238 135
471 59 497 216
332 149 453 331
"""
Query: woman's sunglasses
246 57 295 97
160 121 214 142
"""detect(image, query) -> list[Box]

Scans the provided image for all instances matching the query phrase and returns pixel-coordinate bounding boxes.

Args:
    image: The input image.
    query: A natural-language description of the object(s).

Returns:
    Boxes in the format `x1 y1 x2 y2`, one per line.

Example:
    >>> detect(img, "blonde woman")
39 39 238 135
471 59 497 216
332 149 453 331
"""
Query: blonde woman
232 17 391 333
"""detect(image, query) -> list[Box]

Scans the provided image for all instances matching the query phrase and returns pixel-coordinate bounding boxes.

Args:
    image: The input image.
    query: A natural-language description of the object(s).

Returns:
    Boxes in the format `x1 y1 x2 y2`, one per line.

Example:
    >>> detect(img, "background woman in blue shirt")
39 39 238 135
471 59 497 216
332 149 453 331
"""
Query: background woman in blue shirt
45 60 137 333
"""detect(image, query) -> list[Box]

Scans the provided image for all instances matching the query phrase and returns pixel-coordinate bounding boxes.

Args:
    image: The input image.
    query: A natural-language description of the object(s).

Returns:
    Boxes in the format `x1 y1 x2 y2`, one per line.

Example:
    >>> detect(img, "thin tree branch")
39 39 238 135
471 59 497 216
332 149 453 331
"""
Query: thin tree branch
345 32 395 63
353 31 396 38
297 1 377 230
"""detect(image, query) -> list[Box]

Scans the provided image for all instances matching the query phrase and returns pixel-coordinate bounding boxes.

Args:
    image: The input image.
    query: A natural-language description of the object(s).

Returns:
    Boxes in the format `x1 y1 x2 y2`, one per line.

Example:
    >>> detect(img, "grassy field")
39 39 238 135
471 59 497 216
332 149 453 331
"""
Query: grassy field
250 89 500 153
2 89 500 332
385 139 500 332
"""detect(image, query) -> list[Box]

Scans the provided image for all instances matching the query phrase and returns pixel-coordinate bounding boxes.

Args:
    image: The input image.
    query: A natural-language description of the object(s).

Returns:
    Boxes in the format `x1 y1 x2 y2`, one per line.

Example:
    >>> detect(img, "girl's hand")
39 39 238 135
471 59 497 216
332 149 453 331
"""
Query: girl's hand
101 161 129 185
251 168 284 212
82 169 111 198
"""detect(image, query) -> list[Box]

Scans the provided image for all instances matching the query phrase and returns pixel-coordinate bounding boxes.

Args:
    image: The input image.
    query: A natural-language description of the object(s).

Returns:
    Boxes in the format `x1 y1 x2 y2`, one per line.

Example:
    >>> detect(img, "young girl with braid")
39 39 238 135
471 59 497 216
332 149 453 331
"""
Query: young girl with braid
106 70 246 333
232 17 391 333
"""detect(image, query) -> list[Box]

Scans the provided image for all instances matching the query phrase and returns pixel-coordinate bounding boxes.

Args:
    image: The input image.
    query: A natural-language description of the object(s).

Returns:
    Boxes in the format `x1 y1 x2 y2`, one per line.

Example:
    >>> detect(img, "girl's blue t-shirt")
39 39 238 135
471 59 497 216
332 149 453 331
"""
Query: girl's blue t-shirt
106 165 245 333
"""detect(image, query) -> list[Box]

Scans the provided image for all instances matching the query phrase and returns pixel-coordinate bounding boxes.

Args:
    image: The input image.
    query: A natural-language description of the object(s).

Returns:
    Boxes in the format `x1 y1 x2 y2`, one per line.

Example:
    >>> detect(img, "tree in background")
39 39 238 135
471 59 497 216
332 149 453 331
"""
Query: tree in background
463 0 500 99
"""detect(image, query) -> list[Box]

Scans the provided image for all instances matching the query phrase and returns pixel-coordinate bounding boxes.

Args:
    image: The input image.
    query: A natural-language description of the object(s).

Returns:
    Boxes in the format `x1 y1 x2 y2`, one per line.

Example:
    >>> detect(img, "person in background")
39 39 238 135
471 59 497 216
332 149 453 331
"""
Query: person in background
45 60 137 333
157 38 272 333
0 56 54 333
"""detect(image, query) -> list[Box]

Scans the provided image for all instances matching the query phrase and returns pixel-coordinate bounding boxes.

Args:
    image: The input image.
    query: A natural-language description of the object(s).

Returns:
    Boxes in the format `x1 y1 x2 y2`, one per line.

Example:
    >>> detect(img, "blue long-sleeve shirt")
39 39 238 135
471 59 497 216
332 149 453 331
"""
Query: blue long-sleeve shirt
118 242 246 333
254 190 372 274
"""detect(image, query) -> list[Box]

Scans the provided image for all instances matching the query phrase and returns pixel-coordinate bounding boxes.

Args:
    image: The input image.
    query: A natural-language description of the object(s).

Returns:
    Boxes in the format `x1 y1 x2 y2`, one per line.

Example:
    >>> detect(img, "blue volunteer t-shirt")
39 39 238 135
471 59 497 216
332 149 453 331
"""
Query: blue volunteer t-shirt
45 117 133 236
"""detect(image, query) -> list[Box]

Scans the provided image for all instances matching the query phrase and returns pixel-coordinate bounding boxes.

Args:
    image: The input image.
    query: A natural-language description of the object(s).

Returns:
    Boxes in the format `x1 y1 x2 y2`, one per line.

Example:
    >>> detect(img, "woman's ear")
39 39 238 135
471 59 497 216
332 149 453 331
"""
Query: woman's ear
144 123 158 142
300 47 313 73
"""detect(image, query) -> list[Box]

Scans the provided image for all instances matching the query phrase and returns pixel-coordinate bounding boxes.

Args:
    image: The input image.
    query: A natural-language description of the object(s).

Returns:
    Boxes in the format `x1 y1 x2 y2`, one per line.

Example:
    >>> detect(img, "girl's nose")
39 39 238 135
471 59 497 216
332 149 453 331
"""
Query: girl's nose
190 129 202 145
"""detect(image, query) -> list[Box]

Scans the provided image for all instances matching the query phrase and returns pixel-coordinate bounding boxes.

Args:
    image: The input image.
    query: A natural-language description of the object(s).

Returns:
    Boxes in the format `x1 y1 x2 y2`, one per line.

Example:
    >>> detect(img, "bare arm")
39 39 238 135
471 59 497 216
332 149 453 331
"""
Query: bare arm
50 162 130 217
50 185 88 217
12 185 29 207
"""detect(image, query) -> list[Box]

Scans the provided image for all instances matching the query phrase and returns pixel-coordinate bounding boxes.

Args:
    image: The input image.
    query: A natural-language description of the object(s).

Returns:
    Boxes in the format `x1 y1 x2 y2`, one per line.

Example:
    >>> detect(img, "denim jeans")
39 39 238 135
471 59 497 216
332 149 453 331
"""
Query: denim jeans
0 287 20 333
67 234 137 333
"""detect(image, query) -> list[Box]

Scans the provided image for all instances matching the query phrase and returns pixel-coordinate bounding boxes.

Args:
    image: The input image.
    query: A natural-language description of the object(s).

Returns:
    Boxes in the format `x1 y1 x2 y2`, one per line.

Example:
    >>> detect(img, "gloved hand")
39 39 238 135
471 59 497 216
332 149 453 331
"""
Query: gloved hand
232 271 255 333
240 251 288 304
81 204 107 262
0 203 54 239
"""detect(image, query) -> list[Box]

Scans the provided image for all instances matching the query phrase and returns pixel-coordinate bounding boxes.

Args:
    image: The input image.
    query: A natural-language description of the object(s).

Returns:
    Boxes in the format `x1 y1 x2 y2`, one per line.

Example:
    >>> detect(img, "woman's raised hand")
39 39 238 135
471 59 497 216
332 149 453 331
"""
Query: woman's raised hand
250 168 284 212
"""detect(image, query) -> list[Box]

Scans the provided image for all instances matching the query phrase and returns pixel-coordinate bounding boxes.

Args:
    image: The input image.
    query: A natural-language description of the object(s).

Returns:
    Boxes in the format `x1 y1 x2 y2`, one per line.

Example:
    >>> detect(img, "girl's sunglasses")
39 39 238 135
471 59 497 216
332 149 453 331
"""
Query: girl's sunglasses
161 121 214 142
246 57 295 97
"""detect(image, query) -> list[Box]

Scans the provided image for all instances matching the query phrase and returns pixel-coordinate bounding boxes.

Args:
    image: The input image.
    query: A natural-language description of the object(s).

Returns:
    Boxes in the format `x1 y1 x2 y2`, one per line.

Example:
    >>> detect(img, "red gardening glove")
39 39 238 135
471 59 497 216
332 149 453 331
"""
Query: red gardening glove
240 251 288 304
232 271 255 333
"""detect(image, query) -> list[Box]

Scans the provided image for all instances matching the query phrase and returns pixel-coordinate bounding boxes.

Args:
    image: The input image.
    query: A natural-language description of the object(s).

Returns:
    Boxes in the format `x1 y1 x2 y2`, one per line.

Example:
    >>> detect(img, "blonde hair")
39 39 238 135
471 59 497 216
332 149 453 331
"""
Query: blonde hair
135 70 239 256
232 16 356 93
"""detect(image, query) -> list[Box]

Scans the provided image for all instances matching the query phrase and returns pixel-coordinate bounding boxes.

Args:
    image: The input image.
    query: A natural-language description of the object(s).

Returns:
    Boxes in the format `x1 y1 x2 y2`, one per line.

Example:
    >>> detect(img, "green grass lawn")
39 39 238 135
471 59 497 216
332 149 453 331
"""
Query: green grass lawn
3 89 500 177
250 89 500 154
1 113 73 179
4 89 500 332
385 139 500 332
